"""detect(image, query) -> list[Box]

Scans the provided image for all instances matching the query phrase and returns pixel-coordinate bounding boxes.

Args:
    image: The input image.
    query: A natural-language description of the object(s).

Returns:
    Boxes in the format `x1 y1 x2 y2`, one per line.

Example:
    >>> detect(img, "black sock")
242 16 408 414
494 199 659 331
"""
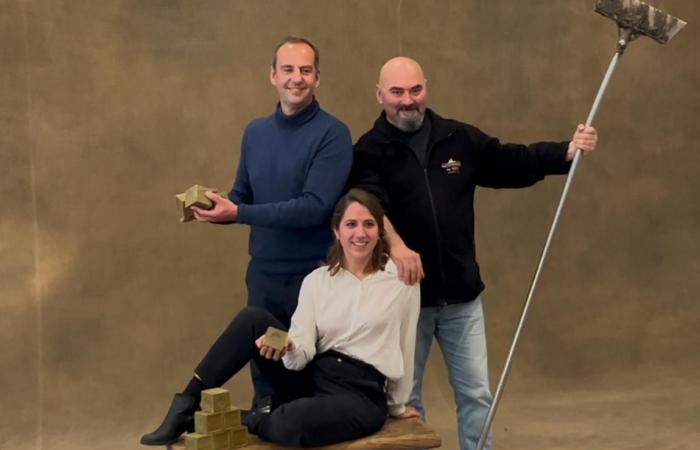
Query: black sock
182 376 206 401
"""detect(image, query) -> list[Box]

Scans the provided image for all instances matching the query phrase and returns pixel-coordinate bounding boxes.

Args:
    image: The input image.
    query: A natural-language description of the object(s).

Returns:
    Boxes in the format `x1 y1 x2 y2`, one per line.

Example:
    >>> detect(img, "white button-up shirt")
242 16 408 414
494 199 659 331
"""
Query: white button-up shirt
282 260 420 416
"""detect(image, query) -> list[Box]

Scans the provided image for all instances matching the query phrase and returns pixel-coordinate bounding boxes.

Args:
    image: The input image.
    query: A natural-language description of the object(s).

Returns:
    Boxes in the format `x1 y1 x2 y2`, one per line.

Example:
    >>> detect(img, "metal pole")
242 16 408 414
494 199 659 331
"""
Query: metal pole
474 48 623 450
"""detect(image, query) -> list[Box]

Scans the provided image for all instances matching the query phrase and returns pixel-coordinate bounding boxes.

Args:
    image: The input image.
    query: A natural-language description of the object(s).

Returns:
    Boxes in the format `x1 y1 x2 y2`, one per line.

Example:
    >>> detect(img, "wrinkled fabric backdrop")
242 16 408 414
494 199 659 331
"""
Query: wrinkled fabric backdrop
2 1 698 449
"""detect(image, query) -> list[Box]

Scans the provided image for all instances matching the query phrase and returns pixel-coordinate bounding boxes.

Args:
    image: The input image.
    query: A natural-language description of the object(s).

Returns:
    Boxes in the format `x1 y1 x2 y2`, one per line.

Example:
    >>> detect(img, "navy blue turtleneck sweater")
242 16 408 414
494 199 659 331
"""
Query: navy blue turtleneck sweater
229 99 353 274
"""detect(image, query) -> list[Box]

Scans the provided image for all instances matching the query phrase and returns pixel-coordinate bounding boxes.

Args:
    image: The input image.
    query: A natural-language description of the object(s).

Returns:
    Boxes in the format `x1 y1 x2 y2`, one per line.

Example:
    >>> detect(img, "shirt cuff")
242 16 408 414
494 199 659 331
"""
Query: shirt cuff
388 404 406 417
281 346 305 370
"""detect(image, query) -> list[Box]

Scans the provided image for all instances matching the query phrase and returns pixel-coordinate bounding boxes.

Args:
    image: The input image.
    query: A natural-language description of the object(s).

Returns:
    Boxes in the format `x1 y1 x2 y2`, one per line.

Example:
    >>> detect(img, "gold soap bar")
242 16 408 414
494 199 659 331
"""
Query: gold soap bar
229 425 248 448
195 410 225 434
175 185 228 223
175 193 194 222
264 326 288 351
185 432 213 450
184 184 218 209
212 429 230 450
224 408 242 428
200 388 231 413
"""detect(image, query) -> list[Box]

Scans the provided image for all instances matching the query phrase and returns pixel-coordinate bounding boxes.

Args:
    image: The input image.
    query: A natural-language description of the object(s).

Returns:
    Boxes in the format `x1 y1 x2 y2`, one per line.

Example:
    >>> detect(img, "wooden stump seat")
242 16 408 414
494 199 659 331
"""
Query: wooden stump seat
169 417 441 450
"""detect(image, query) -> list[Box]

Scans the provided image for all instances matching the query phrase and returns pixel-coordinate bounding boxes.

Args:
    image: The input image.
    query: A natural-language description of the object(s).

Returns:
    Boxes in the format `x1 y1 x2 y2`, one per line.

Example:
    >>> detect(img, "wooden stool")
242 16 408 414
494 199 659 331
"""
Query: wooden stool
168 417 441 449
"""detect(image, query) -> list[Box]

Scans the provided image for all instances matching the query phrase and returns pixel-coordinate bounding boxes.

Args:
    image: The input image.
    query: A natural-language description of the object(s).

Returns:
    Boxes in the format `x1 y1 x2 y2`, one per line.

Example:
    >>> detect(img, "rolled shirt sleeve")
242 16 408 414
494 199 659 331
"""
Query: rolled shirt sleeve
385 283 421 416
282 276 318 370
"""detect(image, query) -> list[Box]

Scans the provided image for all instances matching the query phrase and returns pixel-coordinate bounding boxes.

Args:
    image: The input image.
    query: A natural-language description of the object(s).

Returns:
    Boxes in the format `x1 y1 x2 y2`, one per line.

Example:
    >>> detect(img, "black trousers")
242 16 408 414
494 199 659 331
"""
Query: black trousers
245 264 307 402
195 307 389 447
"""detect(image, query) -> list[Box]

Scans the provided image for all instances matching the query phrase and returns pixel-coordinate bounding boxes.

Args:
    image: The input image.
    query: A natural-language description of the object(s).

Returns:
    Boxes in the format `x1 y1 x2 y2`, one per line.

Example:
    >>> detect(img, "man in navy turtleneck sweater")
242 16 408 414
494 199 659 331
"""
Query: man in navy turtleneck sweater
191 37 352 401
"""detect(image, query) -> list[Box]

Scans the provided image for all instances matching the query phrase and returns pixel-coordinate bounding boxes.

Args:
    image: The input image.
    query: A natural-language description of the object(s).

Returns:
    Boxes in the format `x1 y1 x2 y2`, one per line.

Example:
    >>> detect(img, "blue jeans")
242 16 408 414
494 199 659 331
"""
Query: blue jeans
408 298 493 450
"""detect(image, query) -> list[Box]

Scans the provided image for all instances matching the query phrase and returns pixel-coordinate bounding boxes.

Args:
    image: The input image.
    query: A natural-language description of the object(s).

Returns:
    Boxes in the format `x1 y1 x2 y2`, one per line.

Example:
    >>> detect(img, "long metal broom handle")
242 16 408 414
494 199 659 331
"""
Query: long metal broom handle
474 49 622 450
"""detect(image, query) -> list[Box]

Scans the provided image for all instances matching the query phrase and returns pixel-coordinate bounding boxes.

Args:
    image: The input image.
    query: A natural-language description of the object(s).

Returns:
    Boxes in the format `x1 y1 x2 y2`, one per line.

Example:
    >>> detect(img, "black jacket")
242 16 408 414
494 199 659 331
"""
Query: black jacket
349 109 571 307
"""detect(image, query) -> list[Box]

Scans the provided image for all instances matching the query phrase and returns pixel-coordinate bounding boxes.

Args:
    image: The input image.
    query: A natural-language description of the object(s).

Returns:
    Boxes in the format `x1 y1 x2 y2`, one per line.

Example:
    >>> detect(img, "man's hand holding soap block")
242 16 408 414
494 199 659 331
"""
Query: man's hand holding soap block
175 184 227 222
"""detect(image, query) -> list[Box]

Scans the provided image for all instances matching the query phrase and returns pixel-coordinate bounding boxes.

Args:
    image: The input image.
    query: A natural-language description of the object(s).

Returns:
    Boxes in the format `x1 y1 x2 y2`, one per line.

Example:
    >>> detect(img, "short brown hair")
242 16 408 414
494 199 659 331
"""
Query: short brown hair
271 36 320 73
326 189 389 276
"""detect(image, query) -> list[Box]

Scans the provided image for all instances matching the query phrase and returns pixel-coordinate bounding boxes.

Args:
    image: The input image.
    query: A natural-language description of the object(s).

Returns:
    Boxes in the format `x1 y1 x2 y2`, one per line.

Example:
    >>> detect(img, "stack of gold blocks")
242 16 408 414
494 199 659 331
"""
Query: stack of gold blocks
184 388 247 450
175 184 227 223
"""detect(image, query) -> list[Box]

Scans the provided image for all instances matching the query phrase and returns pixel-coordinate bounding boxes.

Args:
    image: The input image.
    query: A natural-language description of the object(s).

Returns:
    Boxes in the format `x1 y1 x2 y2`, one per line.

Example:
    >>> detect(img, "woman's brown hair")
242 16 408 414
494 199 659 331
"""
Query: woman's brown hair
326 189 389 275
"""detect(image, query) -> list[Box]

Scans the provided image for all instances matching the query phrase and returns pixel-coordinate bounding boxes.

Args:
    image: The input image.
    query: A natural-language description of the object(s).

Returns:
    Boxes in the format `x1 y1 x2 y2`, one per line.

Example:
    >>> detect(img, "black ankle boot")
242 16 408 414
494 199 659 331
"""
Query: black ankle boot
140 394 198 446
241 396 274 435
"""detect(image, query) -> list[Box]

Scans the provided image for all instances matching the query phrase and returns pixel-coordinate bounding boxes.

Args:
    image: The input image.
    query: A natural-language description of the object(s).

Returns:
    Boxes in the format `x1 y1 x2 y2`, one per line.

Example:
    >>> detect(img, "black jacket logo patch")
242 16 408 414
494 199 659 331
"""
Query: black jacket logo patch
441 158 462 175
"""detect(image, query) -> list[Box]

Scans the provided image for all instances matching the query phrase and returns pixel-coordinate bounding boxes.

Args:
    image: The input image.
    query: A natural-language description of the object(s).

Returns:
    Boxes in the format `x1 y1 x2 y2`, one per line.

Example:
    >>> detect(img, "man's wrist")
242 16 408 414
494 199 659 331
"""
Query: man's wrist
384 230 404 248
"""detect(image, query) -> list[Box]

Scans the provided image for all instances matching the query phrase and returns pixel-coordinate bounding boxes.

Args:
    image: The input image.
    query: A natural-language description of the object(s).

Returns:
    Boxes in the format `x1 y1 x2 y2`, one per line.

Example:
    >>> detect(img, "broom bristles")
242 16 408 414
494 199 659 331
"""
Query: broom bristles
595 0 687 44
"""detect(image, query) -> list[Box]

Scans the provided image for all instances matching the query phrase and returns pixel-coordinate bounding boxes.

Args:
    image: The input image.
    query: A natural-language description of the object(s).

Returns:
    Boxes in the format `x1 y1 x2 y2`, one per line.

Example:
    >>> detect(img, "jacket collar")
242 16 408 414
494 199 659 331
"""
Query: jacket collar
369 108 457 144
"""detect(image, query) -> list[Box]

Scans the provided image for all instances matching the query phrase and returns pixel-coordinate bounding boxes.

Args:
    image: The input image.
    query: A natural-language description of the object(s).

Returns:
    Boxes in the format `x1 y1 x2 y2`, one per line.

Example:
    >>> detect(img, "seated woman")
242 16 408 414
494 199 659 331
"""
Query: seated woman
140 189 420 448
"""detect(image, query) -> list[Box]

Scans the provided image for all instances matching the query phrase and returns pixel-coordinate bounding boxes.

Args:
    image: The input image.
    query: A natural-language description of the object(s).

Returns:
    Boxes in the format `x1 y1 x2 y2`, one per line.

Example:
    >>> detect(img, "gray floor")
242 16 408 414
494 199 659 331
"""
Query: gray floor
6 354 697 449
426 360 700 450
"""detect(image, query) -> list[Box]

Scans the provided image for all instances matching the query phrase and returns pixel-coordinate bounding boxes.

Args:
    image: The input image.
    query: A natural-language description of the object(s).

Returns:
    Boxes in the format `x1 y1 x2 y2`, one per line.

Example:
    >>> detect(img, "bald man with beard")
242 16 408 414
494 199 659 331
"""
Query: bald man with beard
348 57 598 450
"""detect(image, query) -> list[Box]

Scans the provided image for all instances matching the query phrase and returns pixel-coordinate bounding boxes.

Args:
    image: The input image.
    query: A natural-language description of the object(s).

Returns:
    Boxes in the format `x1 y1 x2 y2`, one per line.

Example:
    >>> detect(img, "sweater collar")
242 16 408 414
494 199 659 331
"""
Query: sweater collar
274 98 320 128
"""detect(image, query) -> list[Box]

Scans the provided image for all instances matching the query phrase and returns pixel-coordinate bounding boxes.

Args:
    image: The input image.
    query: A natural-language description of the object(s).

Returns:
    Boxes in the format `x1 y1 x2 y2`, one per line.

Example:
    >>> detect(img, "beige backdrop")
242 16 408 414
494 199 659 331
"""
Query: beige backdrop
2 1 699 449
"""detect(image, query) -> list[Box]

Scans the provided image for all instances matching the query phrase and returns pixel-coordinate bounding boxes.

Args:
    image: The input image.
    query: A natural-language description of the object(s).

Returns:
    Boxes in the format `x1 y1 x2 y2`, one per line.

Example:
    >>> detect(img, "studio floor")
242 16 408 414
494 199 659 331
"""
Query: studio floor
78 358 699 450
428 361 700 450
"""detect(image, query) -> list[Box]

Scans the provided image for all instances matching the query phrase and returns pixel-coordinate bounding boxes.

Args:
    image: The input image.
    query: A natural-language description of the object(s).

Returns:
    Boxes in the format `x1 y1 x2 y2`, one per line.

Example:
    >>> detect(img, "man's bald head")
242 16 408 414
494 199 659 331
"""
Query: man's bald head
378 57 426 87
376 57 428 132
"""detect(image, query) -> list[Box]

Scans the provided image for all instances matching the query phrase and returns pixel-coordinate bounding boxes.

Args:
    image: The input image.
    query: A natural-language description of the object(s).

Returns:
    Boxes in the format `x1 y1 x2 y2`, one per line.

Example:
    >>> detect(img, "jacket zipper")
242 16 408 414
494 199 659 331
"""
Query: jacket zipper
387 129 454 305
421 135 453 305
